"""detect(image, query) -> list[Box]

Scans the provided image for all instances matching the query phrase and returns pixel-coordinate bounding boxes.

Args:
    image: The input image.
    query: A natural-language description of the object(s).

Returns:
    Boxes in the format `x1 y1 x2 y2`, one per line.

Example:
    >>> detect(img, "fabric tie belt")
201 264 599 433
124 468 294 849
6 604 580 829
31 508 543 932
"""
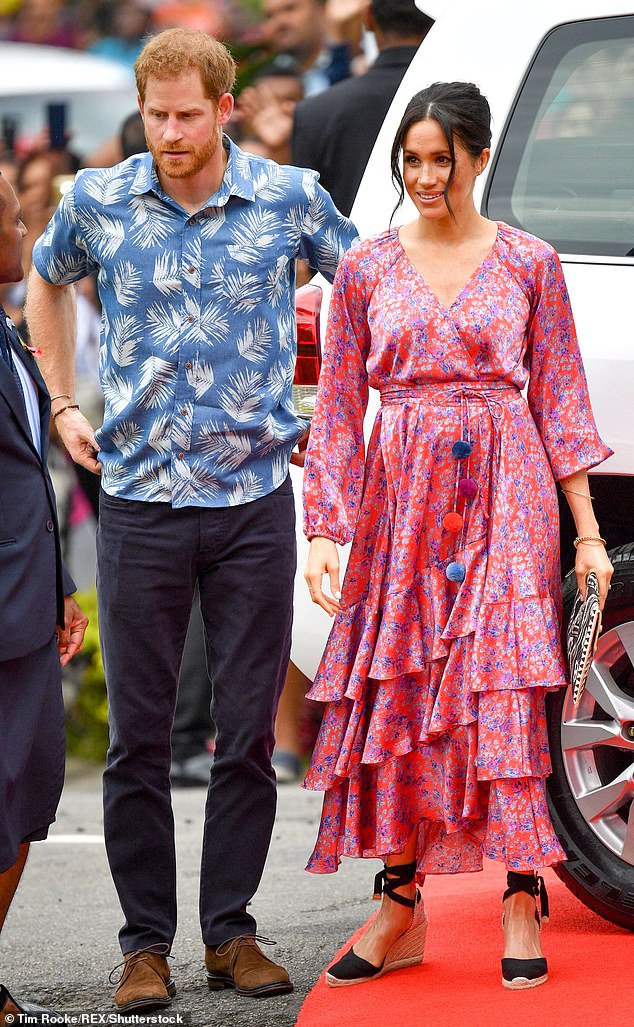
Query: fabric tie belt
379 381 521 412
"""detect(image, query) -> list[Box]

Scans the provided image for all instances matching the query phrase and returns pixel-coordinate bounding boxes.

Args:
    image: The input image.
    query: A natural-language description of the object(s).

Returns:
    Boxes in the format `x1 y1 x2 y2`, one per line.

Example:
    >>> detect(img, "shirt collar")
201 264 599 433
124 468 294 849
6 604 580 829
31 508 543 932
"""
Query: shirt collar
128 136 260 207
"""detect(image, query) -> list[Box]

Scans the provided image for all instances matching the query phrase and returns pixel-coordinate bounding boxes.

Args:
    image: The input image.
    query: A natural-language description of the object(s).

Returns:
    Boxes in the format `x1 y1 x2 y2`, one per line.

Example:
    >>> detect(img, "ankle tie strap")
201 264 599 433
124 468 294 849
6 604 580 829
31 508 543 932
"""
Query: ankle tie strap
373 860 417 909
503 872 550 923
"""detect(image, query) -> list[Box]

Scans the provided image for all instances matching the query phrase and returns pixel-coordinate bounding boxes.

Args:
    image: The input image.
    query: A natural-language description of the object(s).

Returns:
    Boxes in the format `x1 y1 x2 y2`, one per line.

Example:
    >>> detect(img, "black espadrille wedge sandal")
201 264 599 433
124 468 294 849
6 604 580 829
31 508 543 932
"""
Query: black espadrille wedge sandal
501 871 550 990
325 861 427 988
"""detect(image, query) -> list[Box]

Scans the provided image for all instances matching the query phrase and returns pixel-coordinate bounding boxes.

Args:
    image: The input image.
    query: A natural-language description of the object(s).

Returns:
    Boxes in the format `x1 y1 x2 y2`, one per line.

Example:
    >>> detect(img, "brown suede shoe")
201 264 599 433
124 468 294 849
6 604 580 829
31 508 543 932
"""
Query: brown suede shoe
205 936 293 997
111 944 176 1013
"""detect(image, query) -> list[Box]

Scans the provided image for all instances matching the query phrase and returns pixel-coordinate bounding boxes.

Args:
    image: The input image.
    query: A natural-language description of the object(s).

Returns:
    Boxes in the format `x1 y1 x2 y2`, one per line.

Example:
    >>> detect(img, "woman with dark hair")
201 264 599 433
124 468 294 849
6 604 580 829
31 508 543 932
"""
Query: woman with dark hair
302 81 613 990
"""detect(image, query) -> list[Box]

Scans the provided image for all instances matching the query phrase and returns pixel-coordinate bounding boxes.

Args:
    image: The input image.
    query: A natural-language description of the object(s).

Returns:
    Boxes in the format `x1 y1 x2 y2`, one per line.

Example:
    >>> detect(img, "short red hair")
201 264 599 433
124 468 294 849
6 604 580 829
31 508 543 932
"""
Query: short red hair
135 28 236 103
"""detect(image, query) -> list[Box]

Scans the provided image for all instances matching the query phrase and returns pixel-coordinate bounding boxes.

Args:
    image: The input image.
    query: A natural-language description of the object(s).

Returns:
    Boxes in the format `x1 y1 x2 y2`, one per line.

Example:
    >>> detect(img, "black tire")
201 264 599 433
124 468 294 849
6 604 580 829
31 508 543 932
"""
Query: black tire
546 542 634 930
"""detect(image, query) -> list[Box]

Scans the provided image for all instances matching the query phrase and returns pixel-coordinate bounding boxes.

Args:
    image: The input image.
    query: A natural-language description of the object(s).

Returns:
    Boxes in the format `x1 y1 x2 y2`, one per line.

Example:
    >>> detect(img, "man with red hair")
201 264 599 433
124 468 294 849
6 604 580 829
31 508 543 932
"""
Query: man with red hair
27 27 357 1013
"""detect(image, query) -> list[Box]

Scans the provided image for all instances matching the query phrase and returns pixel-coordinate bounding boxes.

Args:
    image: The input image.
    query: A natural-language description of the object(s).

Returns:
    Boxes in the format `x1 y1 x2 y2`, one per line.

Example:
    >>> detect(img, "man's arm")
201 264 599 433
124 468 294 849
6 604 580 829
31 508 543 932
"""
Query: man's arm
299 175 359 283
25 268 101 474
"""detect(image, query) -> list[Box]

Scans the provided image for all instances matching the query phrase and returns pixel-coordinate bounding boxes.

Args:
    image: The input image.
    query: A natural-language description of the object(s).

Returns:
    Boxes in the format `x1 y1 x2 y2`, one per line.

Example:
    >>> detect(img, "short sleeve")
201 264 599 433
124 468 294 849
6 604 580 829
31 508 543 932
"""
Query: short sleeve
31 179 95 285
298 172 359 283
526 248 612 480
302 247 371 544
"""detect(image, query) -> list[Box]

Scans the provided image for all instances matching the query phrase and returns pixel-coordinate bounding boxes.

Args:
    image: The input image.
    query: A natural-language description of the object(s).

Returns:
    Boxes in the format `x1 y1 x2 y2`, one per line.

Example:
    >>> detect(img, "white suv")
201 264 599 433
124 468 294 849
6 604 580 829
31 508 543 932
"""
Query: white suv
290 0 634 929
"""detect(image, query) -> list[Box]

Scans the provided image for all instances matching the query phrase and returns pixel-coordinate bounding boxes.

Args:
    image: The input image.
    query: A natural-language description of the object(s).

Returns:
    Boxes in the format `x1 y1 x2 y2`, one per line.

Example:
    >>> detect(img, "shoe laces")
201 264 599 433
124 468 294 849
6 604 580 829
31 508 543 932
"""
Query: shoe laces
108 942 171 984
213 934 277 959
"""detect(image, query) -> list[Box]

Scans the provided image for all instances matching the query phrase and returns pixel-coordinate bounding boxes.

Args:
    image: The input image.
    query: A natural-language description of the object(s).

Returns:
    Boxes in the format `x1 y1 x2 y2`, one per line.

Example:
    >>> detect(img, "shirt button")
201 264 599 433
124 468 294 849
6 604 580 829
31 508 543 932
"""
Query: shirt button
188 266 195 273
187 315 194 323
185 361 192 369
46 519 54 532
180 408 187 415
188 217 196 226
177 452 184 459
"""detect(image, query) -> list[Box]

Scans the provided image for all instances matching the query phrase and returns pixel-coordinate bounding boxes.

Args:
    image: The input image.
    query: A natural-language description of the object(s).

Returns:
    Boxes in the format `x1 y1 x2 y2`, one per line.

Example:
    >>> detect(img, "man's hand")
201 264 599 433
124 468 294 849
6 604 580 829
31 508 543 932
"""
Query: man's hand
325 0 366 44
237 84 294 162
57 595 89 667
290 427 310 467
55 407 101 474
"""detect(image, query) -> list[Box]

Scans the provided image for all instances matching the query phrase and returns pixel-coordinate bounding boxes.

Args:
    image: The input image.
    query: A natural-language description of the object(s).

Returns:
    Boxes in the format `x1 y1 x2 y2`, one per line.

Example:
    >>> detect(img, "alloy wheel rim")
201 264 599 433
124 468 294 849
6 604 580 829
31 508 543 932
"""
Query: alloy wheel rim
560 619 634 865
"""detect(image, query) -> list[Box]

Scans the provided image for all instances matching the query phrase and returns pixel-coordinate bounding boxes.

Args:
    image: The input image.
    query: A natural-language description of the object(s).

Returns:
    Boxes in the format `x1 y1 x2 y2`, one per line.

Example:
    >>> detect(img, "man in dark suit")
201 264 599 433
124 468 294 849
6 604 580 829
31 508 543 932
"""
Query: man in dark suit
292 0 433 216
0 171 87 1025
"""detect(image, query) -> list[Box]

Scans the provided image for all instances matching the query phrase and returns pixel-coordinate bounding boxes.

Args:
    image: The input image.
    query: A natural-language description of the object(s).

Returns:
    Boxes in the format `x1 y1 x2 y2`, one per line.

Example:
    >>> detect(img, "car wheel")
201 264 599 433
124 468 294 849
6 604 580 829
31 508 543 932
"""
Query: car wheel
546 542 634 930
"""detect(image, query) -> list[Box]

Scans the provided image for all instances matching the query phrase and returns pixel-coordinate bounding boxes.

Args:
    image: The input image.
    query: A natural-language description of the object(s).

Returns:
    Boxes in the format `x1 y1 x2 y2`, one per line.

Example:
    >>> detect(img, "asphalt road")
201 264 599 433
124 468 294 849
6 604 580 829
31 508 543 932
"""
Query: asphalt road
2 763 370 1027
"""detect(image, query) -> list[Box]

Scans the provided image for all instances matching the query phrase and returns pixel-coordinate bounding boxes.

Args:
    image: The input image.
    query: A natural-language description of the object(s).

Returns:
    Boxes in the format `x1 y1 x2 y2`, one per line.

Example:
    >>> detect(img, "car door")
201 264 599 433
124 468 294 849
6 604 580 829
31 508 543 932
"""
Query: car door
483 12 634 930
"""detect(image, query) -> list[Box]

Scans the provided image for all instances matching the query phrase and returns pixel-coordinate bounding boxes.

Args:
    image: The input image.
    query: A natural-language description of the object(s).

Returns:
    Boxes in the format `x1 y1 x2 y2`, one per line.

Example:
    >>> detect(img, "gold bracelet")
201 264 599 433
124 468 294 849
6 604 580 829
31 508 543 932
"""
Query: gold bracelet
561 488 595 500
573 535 606 548
50 392 72 404
52 403 80 421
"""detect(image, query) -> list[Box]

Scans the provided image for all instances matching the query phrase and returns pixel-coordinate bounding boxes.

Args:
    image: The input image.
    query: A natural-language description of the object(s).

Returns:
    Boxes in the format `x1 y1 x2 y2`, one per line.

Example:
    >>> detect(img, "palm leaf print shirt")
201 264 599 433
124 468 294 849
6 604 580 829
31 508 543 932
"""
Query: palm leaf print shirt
32 138 358 507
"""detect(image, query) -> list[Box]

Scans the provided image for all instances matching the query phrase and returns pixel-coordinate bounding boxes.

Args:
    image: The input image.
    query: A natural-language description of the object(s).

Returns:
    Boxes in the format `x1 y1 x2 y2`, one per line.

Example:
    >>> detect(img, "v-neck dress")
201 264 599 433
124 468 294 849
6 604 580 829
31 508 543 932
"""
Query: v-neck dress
302 222 612 875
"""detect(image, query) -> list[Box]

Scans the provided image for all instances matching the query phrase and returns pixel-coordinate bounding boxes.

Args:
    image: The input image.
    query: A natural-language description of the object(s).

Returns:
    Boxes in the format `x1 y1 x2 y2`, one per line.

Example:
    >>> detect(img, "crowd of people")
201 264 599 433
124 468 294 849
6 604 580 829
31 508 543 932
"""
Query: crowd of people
0 6 616 1024
0 0 245 59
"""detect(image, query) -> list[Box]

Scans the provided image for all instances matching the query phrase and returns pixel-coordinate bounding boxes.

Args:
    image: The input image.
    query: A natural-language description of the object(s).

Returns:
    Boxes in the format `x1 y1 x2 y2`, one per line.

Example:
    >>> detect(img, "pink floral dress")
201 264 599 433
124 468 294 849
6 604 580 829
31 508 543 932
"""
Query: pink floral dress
302 222 612 876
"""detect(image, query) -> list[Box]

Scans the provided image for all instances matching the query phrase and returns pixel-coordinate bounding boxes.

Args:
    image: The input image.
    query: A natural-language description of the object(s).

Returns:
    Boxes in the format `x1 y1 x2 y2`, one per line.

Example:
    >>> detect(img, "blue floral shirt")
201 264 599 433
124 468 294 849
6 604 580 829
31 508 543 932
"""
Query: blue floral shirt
32 138 358 507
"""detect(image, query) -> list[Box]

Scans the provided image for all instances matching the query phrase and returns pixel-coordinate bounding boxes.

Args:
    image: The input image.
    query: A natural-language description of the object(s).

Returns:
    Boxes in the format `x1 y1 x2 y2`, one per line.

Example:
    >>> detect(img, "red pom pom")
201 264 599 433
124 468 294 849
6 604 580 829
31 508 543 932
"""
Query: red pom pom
442 512 464 532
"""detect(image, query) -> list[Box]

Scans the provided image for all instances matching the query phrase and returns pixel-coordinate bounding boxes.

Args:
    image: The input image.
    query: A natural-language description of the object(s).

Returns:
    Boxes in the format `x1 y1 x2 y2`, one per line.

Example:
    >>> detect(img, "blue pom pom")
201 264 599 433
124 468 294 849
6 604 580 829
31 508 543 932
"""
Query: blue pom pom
446 561 466 582
452 440 473 459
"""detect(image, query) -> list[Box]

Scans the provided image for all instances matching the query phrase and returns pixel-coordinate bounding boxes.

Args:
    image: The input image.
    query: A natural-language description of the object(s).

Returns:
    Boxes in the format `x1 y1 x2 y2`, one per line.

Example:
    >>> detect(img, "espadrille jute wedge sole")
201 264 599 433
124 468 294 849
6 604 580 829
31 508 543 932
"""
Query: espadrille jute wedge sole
501 872 550 991
326 870 427 988
501 958 548 990
326 903 427 987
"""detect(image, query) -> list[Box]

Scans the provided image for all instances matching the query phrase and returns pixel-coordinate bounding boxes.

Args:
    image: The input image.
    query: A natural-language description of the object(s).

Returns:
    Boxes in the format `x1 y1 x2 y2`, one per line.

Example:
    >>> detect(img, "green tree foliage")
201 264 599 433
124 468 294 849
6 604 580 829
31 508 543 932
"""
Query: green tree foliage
64 588 110 761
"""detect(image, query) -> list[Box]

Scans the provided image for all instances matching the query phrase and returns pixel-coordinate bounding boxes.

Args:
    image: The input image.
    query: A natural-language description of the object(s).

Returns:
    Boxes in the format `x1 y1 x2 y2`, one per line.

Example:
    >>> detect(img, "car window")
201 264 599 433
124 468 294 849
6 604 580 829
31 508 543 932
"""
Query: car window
484 15 634 258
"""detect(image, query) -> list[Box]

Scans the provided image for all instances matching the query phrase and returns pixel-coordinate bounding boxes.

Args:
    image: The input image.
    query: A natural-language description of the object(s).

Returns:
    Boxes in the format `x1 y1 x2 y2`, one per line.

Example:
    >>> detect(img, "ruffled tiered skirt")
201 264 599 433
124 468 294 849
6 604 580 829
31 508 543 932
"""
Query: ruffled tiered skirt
304 383 567 875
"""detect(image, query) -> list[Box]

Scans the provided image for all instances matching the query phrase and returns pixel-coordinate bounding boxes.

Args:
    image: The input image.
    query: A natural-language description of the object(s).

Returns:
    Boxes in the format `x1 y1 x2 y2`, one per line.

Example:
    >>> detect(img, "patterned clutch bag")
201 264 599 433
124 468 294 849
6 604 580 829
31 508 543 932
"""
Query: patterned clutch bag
566 571 602 706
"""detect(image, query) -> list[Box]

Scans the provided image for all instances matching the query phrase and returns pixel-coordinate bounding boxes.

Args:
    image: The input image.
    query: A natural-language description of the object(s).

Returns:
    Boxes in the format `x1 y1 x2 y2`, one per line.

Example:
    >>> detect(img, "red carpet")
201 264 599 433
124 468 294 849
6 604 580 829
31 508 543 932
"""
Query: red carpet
296 860 634 1027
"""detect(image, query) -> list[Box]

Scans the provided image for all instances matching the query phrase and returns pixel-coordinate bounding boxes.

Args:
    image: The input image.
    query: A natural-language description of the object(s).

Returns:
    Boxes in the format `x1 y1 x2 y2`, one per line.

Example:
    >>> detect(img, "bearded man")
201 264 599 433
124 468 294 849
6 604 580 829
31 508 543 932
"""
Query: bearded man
25 27 357 1012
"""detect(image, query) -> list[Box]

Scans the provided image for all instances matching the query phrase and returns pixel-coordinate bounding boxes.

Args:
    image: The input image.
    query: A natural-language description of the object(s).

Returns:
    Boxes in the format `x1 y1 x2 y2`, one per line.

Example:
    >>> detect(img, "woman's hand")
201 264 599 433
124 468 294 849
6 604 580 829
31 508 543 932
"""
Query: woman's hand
305 537 341 617
560 470 613 609
575 542 613 610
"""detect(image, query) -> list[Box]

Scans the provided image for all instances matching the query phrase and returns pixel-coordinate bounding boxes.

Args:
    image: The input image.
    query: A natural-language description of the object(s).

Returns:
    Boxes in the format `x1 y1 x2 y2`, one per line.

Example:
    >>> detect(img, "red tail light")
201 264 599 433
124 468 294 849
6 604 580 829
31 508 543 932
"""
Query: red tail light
294 284 322 386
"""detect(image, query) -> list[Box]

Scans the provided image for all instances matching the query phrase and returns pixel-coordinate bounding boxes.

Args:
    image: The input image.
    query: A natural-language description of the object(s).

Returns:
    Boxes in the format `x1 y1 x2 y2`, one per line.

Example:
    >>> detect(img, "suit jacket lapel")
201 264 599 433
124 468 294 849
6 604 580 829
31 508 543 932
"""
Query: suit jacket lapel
11 332 51 458
0 318 49 462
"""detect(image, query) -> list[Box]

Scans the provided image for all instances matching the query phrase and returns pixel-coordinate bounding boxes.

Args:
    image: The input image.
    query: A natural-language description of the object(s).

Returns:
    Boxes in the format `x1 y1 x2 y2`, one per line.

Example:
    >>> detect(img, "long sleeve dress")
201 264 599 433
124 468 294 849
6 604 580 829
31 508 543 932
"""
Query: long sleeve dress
302 222 612 876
